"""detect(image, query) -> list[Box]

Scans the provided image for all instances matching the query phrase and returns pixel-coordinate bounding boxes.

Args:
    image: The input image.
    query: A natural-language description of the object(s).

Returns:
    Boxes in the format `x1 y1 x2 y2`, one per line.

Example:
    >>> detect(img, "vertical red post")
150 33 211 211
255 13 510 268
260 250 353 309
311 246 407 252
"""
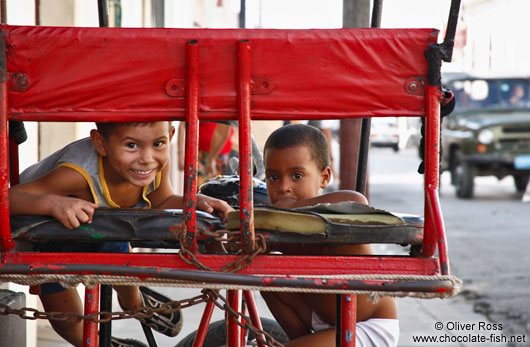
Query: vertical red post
0 33 14 253
9 138 19 185
83 285 100 347
183 40 200 252
243 290 266 347
340 294 357 347
421 83 442 258
226 290 242 347
426 187 450 274
193 300 216 347
237 40 255 253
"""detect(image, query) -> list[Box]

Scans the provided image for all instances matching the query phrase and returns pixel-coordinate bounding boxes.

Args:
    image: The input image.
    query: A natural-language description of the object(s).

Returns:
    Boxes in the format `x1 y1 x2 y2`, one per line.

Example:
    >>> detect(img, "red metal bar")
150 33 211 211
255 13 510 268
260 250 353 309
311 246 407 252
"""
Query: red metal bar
237 40 255 253
83 285 100 347
421 83 443 258
426 187 450 275
243 290 266 347
193 300 216 347
183 40 200 252
9 138 19 185
0 32 14 254
340 294 357 347
0 265 456 296
226 290 242 347
3 252 442 276
240 300 246 346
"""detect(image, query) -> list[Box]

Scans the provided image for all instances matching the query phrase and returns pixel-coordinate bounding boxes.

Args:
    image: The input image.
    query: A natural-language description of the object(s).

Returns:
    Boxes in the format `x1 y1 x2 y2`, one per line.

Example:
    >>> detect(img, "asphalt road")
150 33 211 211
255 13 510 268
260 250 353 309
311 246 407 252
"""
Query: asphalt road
368 147 530 346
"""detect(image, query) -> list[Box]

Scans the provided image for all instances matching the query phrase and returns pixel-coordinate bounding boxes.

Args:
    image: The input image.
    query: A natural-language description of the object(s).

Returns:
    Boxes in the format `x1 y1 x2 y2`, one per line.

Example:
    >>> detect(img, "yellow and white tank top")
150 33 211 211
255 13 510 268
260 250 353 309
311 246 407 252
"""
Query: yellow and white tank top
20 137 161 208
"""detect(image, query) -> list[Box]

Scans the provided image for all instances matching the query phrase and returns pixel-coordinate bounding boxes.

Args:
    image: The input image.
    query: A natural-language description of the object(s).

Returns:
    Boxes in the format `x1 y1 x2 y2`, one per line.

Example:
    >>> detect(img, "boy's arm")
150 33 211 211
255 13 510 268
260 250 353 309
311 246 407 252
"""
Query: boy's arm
148 165 233 221
273 190 368 209
273 191 373 256
10 167 97 229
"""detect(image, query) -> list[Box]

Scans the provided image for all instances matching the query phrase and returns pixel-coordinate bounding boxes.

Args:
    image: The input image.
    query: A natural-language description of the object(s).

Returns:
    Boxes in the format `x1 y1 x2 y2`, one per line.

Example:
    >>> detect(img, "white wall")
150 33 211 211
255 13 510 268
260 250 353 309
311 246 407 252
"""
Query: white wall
247 0 342 29
463 0 530 74
382 0 530 75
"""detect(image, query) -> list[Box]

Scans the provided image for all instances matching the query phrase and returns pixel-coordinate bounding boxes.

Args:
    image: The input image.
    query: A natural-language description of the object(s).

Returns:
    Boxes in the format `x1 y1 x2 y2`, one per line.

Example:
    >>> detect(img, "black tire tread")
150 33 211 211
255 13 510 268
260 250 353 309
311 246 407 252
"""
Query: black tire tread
175 318 287 347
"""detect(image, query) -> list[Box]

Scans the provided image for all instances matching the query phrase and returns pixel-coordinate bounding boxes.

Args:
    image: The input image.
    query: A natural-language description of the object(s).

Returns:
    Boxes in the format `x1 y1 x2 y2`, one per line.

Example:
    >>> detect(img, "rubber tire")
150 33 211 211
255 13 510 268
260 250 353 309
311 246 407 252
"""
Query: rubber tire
392 144 399 152
513 174 530 193
452 150 475 199
449 149 460 185
175 318 288 347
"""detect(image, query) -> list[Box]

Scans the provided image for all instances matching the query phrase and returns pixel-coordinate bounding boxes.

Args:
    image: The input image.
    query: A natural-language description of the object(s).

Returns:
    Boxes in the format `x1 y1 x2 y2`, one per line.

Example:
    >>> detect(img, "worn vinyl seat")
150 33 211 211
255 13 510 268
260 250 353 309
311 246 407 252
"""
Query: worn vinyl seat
11 202 422 252
226 202 423 247
10 209 221 249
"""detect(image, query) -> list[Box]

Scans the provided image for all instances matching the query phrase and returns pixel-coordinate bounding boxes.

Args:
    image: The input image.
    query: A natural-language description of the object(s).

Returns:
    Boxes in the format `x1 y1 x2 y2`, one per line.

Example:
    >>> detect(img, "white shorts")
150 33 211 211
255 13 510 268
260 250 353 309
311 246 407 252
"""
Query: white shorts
311 312 399 347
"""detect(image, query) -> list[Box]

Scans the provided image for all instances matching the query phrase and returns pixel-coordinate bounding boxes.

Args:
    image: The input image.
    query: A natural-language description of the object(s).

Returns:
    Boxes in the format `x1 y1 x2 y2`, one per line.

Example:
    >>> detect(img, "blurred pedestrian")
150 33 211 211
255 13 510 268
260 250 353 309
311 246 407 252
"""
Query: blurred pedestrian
178 121 234 187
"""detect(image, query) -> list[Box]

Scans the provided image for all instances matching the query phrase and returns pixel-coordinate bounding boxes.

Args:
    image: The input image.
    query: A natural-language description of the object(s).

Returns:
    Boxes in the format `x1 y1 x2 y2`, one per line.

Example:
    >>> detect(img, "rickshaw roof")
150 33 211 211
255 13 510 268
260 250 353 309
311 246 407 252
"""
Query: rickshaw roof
2 25 438 122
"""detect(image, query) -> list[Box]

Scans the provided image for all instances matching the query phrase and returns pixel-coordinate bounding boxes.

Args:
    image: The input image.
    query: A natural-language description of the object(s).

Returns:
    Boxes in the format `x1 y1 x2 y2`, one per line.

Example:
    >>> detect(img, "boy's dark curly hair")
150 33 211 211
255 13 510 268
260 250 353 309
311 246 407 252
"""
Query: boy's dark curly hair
95 121 173 138
264 123 330 170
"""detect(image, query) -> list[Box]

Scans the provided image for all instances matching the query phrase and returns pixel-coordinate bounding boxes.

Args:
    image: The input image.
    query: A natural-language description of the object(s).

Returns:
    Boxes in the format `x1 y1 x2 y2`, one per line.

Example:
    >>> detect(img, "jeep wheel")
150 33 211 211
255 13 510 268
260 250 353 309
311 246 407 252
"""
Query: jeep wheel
453 150 475 199
513 174 530 193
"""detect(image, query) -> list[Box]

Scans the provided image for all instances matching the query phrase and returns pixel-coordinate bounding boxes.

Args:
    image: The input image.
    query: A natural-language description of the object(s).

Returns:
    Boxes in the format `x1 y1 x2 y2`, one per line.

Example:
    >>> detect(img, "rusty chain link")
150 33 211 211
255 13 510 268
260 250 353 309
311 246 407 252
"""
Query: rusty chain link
1 293 207 324
203 289 284 347
177 229 284 346
178 229 268 274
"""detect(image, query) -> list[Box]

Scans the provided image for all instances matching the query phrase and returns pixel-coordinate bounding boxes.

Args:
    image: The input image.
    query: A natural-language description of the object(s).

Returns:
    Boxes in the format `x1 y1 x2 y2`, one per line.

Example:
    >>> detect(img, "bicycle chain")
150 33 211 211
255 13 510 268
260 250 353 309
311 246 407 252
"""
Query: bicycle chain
0 293 206 324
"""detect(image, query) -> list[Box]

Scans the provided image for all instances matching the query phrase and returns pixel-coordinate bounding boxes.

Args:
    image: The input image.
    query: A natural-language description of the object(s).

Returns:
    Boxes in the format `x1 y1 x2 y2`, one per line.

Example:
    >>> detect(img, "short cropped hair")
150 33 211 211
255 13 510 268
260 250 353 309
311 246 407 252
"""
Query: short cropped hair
95 121 172 138
264 123 330 170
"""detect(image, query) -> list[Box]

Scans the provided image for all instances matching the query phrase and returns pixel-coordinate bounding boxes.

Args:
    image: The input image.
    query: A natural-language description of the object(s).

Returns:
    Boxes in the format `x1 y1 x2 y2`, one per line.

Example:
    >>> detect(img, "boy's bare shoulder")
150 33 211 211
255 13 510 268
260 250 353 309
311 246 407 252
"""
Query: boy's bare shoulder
325 190 368 204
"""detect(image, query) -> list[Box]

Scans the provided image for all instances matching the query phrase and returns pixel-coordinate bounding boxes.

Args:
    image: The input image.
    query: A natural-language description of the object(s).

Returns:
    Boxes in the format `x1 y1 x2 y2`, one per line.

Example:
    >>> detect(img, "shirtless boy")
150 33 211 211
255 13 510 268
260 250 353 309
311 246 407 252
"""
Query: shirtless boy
261 123 399 347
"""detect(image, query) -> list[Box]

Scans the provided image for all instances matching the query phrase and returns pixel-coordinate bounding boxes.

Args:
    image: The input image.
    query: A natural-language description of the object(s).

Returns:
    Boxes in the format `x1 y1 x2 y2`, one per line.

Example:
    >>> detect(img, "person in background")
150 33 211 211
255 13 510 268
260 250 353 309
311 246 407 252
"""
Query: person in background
178 121 235 186
508 84 525 106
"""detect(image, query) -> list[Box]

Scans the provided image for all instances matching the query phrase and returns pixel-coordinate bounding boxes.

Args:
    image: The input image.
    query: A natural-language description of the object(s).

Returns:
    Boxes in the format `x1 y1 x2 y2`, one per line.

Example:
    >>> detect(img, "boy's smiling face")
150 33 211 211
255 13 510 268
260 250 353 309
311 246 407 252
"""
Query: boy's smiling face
264 145 331 206
92 122 174 187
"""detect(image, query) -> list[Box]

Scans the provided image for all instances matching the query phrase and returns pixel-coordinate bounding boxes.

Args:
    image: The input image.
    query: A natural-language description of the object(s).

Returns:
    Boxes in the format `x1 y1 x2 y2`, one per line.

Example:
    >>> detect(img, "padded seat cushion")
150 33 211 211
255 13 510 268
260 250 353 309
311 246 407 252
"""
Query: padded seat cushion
10 208 220 243
227 202 423 245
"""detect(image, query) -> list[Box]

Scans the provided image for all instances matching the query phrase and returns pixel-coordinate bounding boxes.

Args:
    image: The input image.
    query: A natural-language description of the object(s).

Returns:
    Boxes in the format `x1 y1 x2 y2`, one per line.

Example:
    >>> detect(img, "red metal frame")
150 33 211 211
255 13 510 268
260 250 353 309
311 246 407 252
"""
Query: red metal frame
183 40 200 252
341 295 357 347
244 290 266 347
0 24 456 347
9 139 19 185
84 285 100 347
0 33 13 254
237 40 255 254
226 290 242 347
1 253 442 276
421 84 451 274
193 300 215 347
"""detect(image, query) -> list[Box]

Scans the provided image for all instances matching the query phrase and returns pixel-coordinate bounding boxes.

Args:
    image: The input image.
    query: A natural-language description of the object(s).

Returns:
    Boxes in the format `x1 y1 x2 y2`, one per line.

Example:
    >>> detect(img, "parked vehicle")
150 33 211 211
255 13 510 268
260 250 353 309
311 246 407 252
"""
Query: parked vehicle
371 117 421 152
441 74 530 198
371 117 400 152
